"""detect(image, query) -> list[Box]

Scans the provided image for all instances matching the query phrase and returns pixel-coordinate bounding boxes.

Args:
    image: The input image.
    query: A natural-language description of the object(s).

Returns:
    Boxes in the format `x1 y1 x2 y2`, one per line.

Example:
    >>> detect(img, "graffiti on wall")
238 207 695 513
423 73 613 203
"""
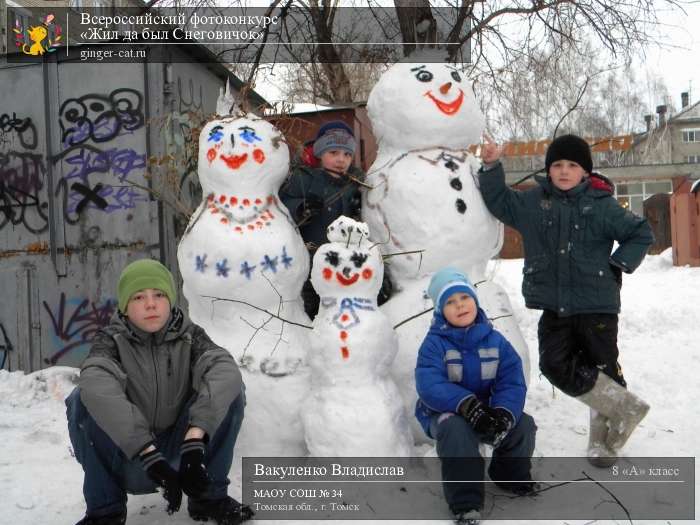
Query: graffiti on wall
0 112 49 233
55 88 149 220
42 292 116 365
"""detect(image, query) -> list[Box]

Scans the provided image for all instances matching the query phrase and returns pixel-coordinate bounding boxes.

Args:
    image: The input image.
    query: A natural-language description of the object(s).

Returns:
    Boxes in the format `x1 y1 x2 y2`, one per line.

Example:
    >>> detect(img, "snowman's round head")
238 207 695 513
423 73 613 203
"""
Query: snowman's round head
367 60 485 151
198 114 289 196
311 217 383 299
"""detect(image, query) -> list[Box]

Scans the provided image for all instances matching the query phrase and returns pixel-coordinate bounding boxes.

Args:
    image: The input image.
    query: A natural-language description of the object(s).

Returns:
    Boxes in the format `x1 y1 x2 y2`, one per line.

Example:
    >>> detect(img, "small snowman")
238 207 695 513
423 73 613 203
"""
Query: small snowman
177 83 310 377
362 53 530 438
302 216 413 457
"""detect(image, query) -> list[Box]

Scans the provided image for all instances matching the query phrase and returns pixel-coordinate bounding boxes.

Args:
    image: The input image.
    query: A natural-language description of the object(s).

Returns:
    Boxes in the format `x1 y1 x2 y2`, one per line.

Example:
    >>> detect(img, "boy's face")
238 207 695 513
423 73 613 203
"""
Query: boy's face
442 292 477 328
548 159 587 191
320 149 353 176
125 288 171 333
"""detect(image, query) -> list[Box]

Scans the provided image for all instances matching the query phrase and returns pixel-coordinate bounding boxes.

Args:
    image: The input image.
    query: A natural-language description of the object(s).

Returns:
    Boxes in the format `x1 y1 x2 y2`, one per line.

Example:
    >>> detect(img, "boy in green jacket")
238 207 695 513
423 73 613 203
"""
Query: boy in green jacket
478 134 653 467
66 259 250 525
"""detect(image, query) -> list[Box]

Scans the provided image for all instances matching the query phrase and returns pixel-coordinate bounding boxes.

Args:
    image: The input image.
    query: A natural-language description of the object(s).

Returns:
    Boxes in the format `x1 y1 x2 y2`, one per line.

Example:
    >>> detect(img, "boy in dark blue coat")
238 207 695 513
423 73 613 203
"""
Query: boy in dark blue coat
415 268 536 525
279 121 366 318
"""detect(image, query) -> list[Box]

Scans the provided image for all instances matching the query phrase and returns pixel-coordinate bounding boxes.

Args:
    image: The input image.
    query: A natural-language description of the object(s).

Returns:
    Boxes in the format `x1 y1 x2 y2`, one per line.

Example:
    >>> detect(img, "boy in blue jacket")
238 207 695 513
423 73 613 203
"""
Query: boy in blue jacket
415 268 536 525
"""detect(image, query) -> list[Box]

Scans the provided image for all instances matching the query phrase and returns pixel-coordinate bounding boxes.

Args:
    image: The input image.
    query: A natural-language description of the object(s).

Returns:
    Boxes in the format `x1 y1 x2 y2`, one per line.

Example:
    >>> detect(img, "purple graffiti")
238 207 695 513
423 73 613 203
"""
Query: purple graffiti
62 146 146 182
43 293 116 365
66 183 148 214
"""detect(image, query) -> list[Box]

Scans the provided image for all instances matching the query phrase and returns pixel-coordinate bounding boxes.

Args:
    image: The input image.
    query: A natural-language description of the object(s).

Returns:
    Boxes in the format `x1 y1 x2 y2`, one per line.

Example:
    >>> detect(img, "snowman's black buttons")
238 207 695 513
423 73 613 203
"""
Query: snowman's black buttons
450 178 462 191
456 199 467 214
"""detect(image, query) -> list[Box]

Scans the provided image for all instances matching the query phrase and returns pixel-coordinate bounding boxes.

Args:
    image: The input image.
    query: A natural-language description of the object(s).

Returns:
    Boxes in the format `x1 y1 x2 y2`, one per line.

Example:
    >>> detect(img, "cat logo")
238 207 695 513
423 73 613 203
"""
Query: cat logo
13 13 62 56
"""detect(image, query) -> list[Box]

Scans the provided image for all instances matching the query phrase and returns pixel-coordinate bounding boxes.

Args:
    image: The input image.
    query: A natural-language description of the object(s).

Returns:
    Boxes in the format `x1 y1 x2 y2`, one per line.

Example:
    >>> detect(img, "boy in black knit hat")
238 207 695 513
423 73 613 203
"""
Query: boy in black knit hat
477 134 654 467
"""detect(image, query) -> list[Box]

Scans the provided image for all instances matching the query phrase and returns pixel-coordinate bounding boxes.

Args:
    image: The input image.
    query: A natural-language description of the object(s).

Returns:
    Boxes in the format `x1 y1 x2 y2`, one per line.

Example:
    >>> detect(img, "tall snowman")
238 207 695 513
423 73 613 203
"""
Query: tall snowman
302 217 413 457
362 53 530 438
177 85 312 455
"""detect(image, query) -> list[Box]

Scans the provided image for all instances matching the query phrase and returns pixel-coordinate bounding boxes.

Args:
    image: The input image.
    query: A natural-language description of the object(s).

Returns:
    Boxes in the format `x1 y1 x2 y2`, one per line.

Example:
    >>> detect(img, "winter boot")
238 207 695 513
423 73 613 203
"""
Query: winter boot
188 495 254 525
577 373 649 452
75 510 127 525
587 408 617 468
453 508 481 525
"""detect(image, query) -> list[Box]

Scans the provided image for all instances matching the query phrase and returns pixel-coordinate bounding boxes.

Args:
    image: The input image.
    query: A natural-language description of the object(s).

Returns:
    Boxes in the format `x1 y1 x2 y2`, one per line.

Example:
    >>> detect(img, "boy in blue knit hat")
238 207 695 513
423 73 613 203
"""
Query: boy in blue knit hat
415 268 536 525
280 120 370 318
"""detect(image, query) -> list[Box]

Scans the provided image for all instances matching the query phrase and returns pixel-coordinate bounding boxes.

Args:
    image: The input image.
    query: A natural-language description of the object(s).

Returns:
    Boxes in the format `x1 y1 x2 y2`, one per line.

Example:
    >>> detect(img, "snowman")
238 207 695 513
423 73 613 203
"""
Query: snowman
362 54 530 438
177 84 310 378
301 216 413 457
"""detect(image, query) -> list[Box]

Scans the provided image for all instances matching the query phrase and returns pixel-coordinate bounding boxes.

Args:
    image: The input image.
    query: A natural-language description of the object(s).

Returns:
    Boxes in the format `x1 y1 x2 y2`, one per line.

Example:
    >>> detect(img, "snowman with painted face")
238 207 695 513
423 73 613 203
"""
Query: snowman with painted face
302 216 413 457
177 86 310 378
362 54 530 436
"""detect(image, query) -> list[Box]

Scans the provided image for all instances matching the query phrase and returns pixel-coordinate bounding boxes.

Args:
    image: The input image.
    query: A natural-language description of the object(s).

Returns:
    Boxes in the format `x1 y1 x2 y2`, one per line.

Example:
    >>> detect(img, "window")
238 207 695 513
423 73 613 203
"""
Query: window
682 129 700 143
686 155 700 164
615 180 672 215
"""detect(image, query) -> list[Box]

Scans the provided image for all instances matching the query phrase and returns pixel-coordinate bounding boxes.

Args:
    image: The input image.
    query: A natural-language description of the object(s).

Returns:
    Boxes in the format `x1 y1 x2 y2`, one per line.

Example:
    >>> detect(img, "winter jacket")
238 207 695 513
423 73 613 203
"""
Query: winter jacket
279 149 364 250
414 308 526 438
478 162 654 316
78 307 243 459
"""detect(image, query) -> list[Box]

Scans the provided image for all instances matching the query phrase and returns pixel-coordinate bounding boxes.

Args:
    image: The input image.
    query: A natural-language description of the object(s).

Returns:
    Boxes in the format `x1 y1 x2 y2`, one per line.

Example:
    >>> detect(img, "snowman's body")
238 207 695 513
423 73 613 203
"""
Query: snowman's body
302 218 413 457
178 114 310 376
362 57 530 440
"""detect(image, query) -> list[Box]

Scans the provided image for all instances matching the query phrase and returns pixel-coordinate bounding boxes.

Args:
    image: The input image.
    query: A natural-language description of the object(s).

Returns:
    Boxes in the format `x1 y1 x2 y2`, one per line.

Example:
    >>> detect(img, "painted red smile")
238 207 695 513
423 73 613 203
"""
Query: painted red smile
335 272 359 286
220 153 248 169
424 89 464 115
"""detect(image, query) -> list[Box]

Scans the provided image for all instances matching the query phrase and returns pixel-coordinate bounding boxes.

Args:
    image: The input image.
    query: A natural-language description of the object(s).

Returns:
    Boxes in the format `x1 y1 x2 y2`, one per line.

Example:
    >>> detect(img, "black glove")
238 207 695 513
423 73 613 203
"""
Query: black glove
179 438 211 498
458 397 498 437
490 408 515 447
140 449 182 514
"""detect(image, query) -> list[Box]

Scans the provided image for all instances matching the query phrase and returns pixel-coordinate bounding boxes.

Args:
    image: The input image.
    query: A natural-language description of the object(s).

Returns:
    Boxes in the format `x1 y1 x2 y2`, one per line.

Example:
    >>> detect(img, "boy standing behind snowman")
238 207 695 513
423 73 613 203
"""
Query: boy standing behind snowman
280 121 366 318
415 268 536 525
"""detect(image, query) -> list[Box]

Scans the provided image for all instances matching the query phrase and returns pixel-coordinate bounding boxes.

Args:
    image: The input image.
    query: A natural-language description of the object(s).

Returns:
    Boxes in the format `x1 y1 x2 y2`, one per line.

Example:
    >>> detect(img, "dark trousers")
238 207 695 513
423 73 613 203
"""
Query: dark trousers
431 412 536 512
66 387 245 518
537 310 626 397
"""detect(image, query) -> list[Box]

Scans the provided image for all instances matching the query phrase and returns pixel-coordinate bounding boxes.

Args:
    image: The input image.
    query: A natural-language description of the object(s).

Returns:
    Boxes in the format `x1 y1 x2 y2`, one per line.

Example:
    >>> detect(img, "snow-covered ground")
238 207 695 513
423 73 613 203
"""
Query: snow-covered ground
2 249 698 525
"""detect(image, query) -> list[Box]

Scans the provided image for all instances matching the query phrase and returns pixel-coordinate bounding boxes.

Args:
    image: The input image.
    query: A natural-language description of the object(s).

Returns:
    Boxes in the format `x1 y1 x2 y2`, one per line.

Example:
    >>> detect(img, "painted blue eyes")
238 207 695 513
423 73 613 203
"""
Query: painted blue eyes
239 126 262 143
208 125 262 144
208 125 224 142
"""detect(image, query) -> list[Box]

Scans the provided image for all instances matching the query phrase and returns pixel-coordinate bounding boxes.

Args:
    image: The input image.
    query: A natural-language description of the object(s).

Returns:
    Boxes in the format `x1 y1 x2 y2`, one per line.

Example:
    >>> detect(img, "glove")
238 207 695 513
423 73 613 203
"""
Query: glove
490 408 515 447
140 449 182 514
179 438 211 498
458 397 498 437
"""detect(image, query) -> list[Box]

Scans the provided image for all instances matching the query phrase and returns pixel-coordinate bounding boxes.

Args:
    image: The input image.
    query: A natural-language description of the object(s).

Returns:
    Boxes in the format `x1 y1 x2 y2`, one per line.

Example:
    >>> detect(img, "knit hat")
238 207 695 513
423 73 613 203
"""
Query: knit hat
427 267 479 313
117 259 177 313
313 120 356 158
545 134 593 174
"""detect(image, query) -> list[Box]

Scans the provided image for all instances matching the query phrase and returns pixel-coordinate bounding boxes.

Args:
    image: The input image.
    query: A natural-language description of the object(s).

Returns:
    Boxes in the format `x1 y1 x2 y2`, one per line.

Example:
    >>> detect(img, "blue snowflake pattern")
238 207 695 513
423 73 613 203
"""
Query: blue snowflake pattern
239 127 262 144
195 254 208 273
240 261 256 280
280 246 293 269
261 254 279 273
215 258 230 277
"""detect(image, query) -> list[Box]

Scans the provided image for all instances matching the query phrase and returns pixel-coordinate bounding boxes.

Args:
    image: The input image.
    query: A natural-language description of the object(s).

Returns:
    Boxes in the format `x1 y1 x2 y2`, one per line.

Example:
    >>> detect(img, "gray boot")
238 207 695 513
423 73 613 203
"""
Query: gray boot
587 408 617 468
577 373 649 452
